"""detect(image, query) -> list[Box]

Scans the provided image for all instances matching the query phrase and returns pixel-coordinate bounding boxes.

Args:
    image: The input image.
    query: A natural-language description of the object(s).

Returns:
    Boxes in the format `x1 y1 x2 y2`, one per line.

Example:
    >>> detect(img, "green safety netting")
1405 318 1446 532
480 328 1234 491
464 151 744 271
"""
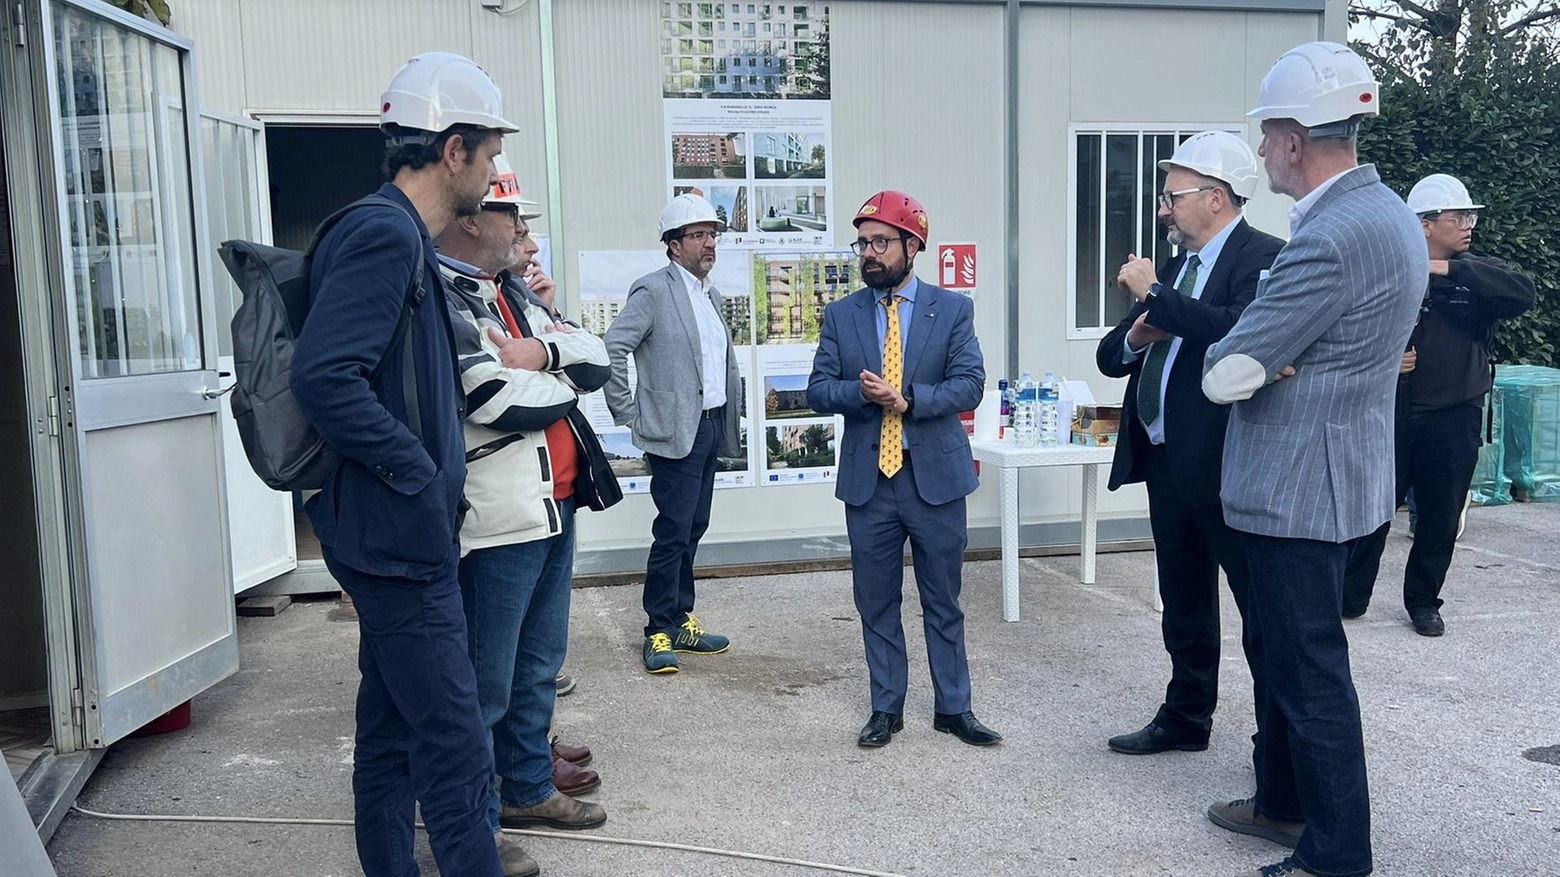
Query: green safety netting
1496 364 1560 503
1470 383 1508 506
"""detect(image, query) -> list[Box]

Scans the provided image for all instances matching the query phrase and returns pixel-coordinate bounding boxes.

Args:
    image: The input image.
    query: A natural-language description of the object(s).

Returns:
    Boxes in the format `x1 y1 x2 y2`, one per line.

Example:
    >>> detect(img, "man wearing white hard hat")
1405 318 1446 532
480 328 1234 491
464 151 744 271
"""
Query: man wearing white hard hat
290 51 517 877
1096 131 1284 757
437 155 626 872
1342 174 1535 635
603 192 741 674
1202 42 1427 877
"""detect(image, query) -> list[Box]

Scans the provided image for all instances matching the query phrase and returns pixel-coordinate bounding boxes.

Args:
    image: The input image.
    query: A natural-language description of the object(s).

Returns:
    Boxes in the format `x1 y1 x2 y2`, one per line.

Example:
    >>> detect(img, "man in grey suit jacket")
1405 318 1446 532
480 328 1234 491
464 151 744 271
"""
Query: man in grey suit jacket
603 193 741 675
808 191 1000 750
1201 43 1426 877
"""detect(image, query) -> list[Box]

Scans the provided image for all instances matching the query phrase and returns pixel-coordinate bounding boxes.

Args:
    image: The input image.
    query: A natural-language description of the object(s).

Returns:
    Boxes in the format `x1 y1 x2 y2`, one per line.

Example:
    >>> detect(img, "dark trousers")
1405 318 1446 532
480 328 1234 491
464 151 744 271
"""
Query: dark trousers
321 547 502 877
642 412 721 636
1343 402 1481 616
1142 444 1258 736
1243 532 1372 877
843 452 973 715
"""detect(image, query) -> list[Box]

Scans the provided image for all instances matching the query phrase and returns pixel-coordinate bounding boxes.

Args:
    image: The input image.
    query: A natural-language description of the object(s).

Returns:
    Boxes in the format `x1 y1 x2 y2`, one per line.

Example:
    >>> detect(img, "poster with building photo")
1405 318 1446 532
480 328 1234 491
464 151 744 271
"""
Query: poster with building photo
757 346 838 483
661 1 833 250
575 249 758 493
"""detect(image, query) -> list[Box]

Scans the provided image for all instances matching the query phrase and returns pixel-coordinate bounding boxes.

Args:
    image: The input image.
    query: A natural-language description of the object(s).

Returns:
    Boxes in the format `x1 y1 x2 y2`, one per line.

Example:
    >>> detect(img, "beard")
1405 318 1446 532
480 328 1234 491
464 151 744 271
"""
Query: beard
1166 226 1185 247
862 258 912 291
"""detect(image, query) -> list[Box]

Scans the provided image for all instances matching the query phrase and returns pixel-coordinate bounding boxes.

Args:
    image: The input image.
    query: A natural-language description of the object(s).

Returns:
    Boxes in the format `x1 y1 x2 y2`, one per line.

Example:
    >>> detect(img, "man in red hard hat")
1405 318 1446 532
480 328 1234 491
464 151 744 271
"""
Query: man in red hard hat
807 191 1000 749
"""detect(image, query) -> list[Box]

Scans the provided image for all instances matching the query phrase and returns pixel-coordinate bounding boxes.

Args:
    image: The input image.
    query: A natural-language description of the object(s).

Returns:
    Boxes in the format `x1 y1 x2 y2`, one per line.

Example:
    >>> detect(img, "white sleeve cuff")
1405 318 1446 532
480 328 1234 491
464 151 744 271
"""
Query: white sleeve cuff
1122 337 1144 363
1203 354 1267 404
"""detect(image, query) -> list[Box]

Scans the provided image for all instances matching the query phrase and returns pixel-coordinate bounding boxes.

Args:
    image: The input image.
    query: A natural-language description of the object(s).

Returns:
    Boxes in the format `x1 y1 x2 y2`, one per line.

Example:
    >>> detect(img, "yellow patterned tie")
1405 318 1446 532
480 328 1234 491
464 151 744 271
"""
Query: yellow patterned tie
879 294 904 478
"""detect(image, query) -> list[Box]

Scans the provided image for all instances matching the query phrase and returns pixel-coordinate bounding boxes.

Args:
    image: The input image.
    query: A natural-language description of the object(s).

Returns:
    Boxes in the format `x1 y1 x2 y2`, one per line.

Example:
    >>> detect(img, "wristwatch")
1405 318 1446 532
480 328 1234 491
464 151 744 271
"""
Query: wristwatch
902 387 915 416
1145 282 1163 300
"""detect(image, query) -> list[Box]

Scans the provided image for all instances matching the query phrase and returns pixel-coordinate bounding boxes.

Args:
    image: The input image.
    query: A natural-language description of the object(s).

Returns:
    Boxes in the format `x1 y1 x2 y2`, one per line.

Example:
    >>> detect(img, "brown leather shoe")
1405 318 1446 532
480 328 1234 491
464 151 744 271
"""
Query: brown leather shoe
552 755 601 795
551 735 592 766
494 830 540 877
500 790 607 830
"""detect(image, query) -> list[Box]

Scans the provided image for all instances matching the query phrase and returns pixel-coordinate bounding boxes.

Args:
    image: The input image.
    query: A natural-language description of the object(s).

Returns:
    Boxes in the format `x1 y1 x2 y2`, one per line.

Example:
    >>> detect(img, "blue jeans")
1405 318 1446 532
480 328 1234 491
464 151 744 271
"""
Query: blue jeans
321 546 503 877
1244 532 1372 877
458 498 576 830
643 412 720 636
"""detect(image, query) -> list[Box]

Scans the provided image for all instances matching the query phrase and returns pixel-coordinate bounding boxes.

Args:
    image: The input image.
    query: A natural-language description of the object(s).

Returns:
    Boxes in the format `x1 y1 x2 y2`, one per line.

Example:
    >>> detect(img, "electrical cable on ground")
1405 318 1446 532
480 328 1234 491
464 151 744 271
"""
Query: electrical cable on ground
69 805 908 877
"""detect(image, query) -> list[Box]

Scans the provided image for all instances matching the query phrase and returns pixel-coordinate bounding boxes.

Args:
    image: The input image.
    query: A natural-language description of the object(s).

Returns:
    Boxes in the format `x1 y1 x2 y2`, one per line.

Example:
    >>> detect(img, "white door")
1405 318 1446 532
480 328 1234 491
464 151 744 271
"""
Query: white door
200 110 296 594
37 0 237 747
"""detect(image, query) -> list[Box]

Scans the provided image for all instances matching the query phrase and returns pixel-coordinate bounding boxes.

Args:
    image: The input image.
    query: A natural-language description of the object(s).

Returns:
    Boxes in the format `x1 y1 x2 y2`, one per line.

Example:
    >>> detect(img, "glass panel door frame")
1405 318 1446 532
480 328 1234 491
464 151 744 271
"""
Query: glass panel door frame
35 0 236 748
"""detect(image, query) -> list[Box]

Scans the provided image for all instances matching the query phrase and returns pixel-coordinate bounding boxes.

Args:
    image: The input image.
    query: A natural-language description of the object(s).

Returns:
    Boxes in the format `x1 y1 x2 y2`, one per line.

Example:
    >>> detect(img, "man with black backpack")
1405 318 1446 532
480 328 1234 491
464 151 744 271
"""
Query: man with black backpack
289 52 520 877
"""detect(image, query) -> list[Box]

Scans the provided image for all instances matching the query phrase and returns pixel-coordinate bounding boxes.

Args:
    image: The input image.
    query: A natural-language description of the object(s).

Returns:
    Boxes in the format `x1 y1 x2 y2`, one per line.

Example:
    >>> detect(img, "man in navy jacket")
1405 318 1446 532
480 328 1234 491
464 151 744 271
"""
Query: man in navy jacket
290 53 527 877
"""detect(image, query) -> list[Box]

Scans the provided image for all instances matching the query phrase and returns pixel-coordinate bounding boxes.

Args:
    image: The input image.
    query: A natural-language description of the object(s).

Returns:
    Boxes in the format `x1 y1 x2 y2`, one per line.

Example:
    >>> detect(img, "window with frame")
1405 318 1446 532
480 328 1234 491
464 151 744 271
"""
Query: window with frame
1069 126 1240 337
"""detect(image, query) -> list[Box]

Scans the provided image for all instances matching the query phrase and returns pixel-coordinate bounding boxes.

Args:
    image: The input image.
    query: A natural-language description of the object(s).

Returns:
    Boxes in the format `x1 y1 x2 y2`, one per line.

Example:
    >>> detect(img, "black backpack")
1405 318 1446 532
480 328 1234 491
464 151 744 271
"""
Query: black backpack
218 195 425 491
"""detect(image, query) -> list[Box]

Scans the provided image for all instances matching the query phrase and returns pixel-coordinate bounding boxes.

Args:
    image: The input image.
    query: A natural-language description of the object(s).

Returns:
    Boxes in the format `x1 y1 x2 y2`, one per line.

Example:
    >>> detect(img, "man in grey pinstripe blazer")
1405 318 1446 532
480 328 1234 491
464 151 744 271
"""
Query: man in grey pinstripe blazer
1200 43 1427 877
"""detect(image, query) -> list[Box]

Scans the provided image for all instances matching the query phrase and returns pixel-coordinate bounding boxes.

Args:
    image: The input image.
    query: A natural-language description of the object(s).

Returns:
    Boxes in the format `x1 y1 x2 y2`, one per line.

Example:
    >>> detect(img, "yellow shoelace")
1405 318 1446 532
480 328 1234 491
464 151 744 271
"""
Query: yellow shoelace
682 615 706 636
648 632 673 653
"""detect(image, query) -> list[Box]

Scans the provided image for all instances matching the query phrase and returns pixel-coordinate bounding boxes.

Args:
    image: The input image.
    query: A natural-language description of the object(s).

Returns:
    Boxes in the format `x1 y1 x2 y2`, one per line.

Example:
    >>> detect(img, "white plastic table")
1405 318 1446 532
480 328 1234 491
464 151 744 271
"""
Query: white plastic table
970 439 1117 622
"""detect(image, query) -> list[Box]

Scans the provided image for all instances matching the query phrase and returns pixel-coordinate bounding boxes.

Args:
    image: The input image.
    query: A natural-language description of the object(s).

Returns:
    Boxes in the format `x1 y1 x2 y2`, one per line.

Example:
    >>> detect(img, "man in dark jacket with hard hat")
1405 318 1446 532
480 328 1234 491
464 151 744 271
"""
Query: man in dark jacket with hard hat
1097 130 1284 758
1342 173 1536 636
291 52 526 877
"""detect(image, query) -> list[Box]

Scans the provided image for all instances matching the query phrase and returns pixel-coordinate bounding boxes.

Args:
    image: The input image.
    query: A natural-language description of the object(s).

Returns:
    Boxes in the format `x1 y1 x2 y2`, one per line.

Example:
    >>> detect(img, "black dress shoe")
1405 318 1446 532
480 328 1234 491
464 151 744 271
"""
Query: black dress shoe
857 711 903 747
1411 610 1444 637
932 711 1002 746
1107 721 1208 755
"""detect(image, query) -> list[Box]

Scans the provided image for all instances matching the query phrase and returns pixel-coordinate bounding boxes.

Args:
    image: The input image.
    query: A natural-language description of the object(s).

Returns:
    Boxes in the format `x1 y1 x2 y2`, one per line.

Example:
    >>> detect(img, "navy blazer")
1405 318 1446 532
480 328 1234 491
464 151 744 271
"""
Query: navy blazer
1095 218 1284 508
291 183 467 580
808 282 984 507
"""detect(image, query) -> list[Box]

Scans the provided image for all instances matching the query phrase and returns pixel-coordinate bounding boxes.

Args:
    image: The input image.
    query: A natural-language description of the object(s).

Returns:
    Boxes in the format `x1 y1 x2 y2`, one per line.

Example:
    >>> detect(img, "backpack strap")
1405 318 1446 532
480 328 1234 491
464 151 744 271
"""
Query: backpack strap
309 194 427 442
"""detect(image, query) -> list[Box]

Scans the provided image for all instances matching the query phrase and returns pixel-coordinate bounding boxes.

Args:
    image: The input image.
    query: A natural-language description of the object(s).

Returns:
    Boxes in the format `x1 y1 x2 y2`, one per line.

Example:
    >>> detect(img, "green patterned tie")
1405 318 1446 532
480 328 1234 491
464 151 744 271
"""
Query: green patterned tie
1136 254 1200 427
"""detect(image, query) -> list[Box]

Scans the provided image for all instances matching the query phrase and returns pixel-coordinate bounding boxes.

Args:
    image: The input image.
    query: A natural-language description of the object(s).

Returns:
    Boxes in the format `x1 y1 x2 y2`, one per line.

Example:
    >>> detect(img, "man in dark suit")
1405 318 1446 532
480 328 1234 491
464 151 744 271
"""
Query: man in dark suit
1096 131 1285 756
807 190 999 749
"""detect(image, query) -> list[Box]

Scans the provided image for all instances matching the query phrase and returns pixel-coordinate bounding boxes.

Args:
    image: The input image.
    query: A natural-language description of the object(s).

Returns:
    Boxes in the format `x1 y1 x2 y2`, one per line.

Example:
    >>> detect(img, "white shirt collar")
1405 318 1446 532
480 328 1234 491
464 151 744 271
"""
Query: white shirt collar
1288 167 1354 234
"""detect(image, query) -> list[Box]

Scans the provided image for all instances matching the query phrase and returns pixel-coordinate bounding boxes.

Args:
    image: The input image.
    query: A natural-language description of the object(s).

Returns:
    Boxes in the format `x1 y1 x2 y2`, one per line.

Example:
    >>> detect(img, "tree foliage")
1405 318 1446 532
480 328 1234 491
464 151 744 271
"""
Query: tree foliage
108 0 171 25
1355 7 1560 365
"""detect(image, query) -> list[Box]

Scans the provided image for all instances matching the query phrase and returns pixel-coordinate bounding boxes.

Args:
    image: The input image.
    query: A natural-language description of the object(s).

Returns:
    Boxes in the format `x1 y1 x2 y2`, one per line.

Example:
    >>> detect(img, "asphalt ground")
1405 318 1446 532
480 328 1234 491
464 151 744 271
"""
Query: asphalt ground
46 501 1560 876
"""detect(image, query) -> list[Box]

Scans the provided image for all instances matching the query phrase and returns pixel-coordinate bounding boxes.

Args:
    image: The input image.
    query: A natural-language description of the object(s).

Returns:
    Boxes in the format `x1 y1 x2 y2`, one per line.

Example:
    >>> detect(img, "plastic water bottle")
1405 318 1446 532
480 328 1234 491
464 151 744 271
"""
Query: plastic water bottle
1013 371 1039 448
998 378 1011 437
1038 370 1061 447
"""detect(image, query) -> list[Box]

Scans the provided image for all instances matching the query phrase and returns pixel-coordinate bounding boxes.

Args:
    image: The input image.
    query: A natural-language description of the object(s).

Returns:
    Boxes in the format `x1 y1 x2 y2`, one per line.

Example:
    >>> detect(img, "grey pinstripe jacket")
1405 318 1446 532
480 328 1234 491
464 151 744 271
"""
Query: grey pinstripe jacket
1203 165 1427 543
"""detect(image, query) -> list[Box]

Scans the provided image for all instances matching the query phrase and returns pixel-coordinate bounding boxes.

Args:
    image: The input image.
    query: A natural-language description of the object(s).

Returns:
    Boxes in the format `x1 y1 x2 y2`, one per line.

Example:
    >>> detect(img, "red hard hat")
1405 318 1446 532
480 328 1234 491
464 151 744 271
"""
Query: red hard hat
853 190 928 245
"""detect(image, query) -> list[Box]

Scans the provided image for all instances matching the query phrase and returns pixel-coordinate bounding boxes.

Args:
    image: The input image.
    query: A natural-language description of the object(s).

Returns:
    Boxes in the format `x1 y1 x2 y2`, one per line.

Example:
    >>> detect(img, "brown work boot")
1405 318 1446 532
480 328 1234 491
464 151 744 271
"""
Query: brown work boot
551 755 601 795
1208 797 1304 849
494 830 539 877
550 735 592 766
500 790 607 830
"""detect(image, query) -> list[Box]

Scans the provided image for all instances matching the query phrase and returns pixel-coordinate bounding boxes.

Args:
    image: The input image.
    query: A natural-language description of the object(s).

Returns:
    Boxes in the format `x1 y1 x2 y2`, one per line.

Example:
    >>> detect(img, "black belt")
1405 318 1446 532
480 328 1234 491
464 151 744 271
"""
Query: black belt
701 407 723 420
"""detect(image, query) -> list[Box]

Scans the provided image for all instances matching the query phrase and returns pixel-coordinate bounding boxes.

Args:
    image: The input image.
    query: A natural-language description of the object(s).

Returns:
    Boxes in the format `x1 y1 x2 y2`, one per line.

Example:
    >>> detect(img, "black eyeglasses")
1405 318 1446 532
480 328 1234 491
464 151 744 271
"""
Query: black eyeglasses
1158 186 1216 210
850 234 905 256
674 229 721 244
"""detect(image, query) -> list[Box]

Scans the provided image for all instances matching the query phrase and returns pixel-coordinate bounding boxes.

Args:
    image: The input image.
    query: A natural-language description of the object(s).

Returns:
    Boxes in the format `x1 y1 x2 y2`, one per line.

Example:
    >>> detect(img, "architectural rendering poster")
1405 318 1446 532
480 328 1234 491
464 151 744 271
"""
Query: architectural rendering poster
661 1 833 250
750 249 856 483
575 249 757 493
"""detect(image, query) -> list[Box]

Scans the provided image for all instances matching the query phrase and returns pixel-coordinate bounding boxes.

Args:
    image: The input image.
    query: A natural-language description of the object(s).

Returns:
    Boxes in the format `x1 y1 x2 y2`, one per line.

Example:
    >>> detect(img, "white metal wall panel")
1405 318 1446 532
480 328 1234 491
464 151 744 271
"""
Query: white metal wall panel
235 0 478 113
155 0 1331 565
175 0 247 113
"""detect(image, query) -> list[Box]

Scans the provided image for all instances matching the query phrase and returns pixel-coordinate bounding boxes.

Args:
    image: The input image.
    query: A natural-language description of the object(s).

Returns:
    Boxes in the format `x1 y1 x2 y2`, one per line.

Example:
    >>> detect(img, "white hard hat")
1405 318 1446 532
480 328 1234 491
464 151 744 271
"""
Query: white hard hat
1158 131 1260 200
380 51 519 137
658 193 726 239
1406 174 1484 215
484 155 543 219
1248 41 1379 134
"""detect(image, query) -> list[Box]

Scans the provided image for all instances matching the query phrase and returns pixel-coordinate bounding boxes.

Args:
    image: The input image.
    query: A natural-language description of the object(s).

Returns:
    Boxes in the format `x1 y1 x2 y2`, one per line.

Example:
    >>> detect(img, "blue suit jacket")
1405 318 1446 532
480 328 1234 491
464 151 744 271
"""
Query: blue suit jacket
808 282 985 507
291 183 467 580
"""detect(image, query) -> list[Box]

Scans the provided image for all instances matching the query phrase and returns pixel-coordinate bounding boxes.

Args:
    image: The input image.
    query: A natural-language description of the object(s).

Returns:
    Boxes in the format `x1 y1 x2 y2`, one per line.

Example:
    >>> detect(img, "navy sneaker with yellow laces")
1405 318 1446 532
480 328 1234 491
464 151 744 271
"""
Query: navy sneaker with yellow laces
672 613 730 654
643 632 679 674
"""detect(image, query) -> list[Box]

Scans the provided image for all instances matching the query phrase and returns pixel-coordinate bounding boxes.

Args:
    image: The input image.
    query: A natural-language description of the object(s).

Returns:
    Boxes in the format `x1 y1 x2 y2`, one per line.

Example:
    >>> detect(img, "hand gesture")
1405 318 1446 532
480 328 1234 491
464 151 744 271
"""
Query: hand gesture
1116 254 1158 301
486 328 548 371
1126 312 1172 349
